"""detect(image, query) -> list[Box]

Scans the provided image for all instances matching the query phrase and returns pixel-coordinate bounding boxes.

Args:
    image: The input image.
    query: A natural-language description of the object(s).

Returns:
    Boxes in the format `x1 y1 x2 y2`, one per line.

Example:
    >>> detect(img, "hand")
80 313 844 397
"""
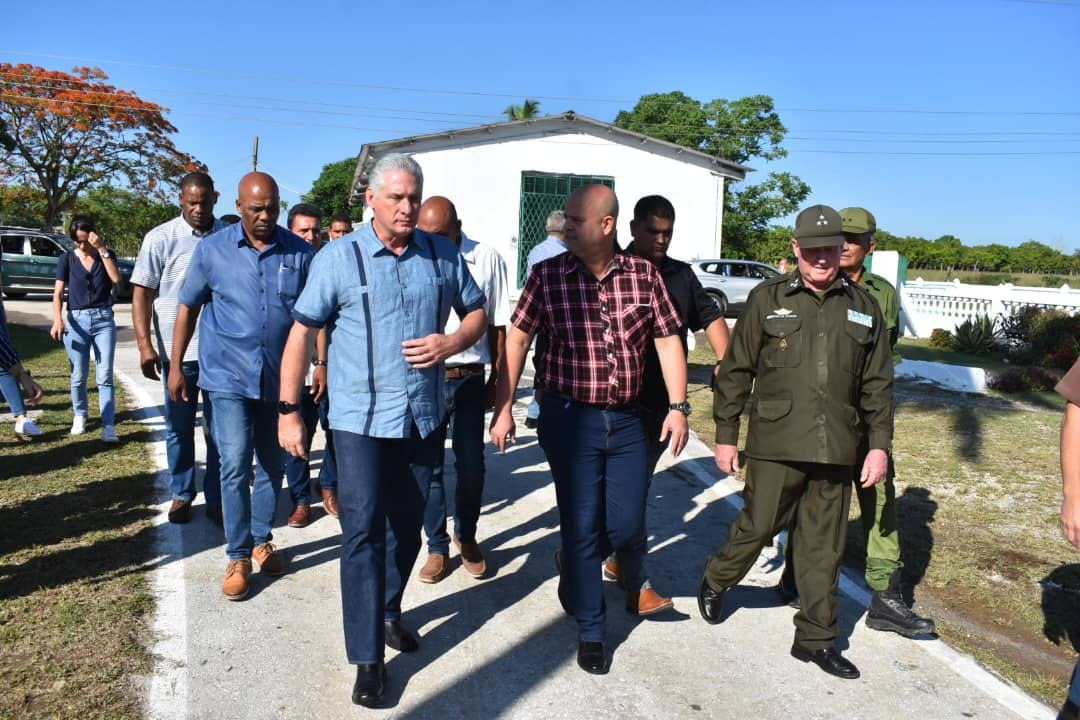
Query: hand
859 448 889 488
279 412 309 460
490 409 516 453
311 365 328 403
715 443 740 475
49 319 66 342
19 373 44 405
139 346 161 381
167 362 188 403
1063 494 1080 550
87 231 105 250
401 334 454 368
659 410 689 457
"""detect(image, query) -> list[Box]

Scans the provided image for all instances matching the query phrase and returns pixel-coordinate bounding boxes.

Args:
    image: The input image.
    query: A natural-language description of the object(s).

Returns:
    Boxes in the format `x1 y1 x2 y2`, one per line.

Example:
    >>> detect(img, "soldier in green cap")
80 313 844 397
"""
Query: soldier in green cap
697 204 894 680
776 207 934 637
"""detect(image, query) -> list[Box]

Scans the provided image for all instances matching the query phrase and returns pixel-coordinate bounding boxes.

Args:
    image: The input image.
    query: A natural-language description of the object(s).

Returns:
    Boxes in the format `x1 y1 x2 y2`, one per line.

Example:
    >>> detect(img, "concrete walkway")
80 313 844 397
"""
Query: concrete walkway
4 298 1057 719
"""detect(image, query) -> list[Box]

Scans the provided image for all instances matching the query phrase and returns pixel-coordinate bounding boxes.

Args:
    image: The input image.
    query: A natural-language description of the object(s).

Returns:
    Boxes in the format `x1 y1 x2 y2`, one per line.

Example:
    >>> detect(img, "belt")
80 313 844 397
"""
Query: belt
445 363 485 379
544 391 639 414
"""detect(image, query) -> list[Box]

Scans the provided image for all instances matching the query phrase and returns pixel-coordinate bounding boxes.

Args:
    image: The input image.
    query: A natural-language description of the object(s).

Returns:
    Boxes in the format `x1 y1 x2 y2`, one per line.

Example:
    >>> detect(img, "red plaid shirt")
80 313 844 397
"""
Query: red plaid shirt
512 251 682 407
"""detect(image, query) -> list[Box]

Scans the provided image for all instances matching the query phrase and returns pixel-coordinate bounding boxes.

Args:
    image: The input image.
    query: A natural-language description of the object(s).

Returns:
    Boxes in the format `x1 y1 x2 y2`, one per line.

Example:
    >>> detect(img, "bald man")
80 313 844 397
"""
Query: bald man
171 171 314 602
491 184 690 675
415 196 510 583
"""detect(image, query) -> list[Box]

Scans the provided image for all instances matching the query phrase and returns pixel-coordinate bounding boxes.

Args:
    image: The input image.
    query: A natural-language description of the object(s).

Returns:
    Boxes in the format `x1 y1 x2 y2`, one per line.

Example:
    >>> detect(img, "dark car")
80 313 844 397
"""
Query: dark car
1 226 134 301
690 258 780 315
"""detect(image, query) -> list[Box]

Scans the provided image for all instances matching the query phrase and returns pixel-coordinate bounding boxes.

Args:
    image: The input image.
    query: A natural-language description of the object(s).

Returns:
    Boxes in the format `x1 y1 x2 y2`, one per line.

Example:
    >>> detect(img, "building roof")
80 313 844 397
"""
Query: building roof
348 111 753 204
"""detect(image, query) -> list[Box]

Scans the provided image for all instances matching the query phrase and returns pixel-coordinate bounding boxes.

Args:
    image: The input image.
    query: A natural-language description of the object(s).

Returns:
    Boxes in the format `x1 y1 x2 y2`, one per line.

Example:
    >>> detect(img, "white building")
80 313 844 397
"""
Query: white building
349 111 751 288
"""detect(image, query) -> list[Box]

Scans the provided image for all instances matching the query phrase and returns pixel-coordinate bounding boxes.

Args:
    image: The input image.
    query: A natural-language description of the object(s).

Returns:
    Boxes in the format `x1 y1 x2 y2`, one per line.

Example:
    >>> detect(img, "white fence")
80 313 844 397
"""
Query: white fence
900 277 1080 338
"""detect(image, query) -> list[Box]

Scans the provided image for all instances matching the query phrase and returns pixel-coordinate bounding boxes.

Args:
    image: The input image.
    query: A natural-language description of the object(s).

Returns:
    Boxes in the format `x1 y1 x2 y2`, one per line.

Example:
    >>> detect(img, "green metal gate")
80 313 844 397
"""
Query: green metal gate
517 172 615 285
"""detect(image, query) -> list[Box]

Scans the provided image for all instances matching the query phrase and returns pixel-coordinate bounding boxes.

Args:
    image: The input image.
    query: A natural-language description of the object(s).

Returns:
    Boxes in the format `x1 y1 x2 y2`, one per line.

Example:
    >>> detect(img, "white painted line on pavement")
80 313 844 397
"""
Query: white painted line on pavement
115 368 188 720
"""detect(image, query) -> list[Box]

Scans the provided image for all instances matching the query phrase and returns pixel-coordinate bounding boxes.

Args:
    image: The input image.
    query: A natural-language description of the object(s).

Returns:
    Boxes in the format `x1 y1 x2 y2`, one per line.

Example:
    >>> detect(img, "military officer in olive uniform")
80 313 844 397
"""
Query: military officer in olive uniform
696 204 894 680
776 207 934 638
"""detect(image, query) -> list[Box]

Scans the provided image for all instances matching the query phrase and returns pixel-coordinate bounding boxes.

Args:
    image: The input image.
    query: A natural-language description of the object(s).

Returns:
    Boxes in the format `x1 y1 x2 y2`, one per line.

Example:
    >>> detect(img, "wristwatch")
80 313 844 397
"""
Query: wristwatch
277 400 300 415
668 401 692 416
311 359 328 367
100 250 112 259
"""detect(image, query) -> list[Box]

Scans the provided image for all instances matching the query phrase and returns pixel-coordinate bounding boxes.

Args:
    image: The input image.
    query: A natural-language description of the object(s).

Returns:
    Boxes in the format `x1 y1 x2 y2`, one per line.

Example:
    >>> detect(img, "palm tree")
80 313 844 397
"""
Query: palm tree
503 98 541 121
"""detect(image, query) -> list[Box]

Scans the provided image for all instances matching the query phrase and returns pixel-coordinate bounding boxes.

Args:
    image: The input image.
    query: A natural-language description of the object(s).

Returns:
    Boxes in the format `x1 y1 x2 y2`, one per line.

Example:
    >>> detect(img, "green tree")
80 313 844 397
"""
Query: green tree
0 184 48 227
503 98 541 121
74 185 178 257
0 63 202 226
615 91 809 258
303 157 364 222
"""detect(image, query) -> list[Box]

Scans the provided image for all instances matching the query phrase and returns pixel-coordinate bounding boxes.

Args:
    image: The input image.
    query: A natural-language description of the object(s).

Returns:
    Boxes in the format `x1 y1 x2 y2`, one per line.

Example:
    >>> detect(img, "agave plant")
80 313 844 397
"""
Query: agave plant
952 314 1002 355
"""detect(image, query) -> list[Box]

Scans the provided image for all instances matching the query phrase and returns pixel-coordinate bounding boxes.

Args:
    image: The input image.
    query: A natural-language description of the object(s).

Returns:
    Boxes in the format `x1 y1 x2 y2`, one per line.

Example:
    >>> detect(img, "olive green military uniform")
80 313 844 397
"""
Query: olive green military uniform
705 270 894 650
855 271 902 592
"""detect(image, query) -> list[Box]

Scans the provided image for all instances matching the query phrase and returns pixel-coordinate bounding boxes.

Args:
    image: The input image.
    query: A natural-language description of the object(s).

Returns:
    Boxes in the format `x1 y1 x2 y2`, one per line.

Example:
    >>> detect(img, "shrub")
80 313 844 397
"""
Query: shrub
999 305 1043 347
952 314 1002 355
929 328 954 349
1029 311 1080 370
988 366 1063 393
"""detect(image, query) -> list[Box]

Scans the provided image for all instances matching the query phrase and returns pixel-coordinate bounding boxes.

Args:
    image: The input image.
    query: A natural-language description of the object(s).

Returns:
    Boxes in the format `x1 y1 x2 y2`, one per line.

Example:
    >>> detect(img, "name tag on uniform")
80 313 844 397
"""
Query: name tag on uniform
847 309 873 328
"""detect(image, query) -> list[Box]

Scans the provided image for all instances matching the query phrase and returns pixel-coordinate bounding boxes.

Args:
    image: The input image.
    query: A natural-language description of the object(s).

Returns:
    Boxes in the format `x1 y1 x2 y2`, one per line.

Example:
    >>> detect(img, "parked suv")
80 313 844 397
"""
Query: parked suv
0 226 134 301
690 258 780 315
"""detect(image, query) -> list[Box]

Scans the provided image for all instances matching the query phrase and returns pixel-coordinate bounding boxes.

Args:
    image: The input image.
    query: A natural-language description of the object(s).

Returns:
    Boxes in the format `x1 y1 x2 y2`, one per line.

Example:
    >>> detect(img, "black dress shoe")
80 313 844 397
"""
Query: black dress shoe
790 645 860 680
384 619 419 653
775 571 800 609
577 641 609 675
555 549 573 616
351 661 385 707
697 577 726 624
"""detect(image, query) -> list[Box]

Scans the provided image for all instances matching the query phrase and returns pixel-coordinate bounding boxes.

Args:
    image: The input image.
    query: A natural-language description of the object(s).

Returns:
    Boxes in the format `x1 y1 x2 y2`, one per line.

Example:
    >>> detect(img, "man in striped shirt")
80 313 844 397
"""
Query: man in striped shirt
132 172 226 525
491 184 690 675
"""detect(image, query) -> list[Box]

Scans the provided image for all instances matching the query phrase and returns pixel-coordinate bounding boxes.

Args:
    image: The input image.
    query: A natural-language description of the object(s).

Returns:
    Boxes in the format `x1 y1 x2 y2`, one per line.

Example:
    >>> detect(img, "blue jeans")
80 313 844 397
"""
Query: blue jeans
335 425 438 664
161 360 220 508
63 307 116 425
424 372 485 554
207 391 283 560
0 368 26 416
538 394 648 643
285 391 337 505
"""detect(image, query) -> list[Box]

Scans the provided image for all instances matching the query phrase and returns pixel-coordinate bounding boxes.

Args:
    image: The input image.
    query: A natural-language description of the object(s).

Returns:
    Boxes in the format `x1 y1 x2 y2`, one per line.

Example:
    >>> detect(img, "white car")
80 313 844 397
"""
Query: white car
690 259 781 315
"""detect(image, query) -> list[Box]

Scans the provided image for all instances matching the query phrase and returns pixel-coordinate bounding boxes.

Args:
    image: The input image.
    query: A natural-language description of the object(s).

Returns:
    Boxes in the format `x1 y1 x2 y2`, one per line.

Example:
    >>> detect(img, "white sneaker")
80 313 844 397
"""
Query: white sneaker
102 425 119 443
70 415 87 435
14 417 43 437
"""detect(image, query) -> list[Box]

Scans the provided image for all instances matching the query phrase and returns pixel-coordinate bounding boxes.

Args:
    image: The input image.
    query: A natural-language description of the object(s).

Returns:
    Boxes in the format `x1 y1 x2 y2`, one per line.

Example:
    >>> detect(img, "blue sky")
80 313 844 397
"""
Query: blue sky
7 0 1080 252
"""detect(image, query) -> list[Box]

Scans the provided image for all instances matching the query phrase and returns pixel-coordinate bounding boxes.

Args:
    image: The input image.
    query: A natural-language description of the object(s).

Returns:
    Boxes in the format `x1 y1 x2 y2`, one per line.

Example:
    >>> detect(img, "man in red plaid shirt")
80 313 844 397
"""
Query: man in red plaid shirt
491 184 690 675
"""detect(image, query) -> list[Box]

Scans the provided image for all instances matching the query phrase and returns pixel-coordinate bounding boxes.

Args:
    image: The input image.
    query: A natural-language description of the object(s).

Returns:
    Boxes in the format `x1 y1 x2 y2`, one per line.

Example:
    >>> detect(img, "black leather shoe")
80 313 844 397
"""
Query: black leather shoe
351 661 385 707
697 577 726 624
775 570 800 609
555 549 573 616
384 620 419 653
790 645 860 680
577 641 609 675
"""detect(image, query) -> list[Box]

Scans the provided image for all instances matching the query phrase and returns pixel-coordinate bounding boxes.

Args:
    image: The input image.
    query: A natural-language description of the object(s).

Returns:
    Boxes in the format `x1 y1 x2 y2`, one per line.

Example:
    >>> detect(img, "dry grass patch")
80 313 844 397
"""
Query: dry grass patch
0 324 158 720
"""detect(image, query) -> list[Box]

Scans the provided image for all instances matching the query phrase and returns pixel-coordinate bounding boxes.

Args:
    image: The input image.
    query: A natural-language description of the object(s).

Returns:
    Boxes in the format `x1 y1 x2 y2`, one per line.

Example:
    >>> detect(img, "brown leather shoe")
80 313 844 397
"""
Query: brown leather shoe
321 488 339 518
627 586 675 616
253 542 286 576
167 499 193 524
418 553 449 583
222 559 252 600
287 503 311 528
454 536 486 579
602 558 623 587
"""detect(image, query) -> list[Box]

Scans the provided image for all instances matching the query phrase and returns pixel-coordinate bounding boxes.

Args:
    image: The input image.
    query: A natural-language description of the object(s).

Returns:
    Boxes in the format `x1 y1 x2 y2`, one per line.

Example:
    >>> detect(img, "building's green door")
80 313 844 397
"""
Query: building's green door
517 172 614 285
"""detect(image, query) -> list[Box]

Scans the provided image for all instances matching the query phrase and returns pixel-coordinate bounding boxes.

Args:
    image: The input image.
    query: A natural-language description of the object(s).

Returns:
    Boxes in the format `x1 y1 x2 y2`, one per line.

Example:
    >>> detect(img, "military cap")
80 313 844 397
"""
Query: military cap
840 207 877 235
794 204 845 248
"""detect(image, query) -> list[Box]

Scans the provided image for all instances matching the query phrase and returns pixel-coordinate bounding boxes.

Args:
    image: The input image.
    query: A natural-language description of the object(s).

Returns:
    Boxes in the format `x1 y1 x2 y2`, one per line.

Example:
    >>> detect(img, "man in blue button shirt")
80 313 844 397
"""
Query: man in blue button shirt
170 171 314 602
279 153 486 708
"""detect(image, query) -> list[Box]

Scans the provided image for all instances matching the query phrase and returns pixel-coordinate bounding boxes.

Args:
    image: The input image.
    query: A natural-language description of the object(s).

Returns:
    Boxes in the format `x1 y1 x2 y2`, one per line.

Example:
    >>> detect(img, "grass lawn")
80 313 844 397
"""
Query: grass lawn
0 324 158 720
688 342 1076 707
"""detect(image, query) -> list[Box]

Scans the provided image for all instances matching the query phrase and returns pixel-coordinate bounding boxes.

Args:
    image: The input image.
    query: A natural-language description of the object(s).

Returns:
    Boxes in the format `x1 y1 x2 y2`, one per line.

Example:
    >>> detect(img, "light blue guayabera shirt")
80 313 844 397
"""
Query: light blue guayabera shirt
178 223 314 402
292 222 486 440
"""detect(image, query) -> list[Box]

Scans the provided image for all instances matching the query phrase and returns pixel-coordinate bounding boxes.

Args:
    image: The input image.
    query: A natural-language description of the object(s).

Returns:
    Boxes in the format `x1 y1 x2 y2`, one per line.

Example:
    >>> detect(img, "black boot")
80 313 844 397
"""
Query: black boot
775 564 800 609
866 570 936 638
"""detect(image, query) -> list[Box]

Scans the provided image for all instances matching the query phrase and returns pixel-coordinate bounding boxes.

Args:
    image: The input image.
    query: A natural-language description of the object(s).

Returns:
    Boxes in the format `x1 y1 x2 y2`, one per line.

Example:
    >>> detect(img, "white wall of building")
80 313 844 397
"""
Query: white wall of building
364 132 727 288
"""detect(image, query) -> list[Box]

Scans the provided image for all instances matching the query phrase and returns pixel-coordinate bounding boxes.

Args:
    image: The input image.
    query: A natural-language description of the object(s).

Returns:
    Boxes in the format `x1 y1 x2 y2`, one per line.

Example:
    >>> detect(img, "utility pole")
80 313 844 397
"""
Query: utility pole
252 136 260 171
